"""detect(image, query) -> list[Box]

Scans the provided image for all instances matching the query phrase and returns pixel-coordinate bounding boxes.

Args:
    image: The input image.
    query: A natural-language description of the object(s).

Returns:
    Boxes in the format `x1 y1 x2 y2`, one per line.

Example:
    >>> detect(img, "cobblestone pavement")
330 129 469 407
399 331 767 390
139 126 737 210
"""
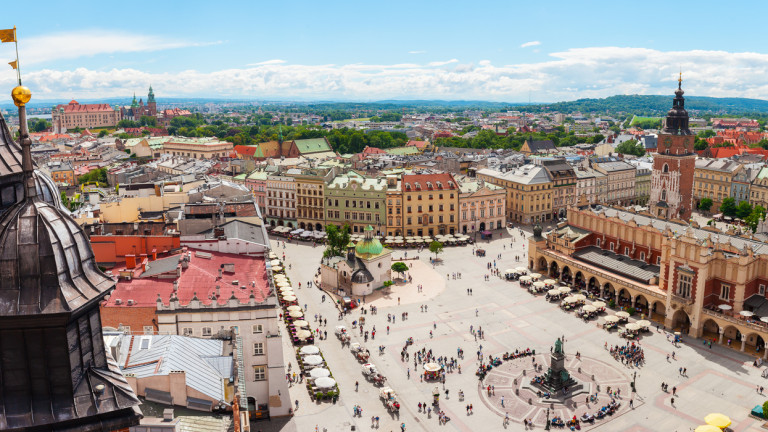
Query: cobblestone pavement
265 226 766 432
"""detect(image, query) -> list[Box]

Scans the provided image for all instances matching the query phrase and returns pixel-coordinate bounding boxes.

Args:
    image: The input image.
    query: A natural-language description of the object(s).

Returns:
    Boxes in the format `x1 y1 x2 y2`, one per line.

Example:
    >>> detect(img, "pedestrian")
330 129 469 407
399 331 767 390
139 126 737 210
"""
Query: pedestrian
355 381 359 391
672 386 676 395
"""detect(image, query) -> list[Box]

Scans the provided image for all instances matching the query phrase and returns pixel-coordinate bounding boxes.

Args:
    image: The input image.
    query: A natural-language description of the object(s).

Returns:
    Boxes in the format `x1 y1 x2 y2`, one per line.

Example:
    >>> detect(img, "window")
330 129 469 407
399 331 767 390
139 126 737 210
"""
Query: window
761 284 766 296
143 326 154 335
253 365 266 381
253 342 264 355
624 247 629 255
640 252 645 261
202 327 212 337
596 238 601 247
609 242 614 252
678 274 692 298
720 284 730 300
252 324 264 334
139 337 151 350
182 328 193 336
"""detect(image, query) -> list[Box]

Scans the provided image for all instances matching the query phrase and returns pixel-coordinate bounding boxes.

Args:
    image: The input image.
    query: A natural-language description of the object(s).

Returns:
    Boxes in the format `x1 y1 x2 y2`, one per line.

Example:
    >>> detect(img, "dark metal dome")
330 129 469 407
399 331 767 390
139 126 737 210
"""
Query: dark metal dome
351 268 374 284
0 198 113 315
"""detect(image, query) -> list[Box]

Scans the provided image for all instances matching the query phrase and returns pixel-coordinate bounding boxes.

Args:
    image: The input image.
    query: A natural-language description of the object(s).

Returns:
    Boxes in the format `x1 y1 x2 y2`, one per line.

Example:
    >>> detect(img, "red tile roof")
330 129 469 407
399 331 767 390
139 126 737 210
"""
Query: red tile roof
106 250 271 307
406 140 428 149
56 101 115 113
235 145 259 157
402 173 457 191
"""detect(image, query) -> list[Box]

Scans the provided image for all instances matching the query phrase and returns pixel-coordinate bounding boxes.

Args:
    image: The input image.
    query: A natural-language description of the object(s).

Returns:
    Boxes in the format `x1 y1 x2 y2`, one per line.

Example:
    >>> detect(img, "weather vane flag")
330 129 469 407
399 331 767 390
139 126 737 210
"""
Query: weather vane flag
0 26 20 84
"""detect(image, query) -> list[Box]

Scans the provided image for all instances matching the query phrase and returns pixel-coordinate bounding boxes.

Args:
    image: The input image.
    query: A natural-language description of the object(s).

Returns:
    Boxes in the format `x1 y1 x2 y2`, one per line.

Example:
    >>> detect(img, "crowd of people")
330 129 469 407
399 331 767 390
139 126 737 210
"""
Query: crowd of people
609 342 645 367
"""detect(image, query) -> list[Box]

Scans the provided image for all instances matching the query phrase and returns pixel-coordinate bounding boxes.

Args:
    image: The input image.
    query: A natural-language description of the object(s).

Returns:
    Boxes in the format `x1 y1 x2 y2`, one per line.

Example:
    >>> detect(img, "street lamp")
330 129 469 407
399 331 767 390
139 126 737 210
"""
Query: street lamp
545 408 550 430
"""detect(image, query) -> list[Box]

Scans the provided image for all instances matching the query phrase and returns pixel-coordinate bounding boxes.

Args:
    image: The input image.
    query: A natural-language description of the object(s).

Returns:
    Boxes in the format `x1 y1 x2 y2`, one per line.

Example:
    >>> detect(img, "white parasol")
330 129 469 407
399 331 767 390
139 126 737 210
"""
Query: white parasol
718 304 732 310
740 310 755 317
286 305 302 312
558 286 572 294
573 294 587 301
300 345 320 355
297 330 313 340
583 305 597 313
303 354 323 365
530 273 542 280
293 320 309 328
543 279 557 285
636 320 651 328
315 377 337 388
616 311 630 318
424 363 441 372
625 323 641 331
604 315 620 323
270 259 282 267
519 276 531 282
592 301 606 308
283 295 297 302
289 310 303 318
310 368 330 379
533 281 546 288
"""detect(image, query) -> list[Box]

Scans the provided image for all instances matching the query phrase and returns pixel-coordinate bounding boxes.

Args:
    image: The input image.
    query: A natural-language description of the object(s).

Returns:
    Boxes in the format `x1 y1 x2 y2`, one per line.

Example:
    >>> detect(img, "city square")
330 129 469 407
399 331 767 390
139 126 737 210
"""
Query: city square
272 226 768 432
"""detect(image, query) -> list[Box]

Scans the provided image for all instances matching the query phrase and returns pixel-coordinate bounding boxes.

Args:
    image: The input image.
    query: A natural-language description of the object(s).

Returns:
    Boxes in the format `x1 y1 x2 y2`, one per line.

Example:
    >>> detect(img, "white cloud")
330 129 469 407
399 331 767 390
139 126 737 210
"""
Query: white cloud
7 47 768 102
428 59 459 67
247 59 287 66
17 30 217 64
521 41 541 48
408 50 426 54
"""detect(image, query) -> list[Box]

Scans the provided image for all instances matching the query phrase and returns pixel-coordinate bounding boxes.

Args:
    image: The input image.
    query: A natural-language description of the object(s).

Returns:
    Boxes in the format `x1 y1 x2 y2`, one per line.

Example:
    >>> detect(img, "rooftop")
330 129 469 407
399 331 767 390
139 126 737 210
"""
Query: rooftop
106 250 271 307
573 246 660 284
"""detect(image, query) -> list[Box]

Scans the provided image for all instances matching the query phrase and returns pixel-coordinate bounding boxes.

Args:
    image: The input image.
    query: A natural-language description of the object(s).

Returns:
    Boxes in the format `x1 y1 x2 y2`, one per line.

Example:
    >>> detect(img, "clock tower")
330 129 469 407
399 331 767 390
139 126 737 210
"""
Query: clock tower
649 75 696 220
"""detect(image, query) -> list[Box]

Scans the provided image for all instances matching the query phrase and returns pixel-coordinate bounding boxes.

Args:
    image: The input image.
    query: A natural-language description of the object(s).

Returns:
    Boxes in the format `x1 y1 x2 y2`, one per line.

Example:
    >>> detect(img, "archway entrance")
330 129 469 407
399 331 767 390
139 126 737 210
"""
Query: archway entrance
650 301 666 323
561 266 572 284
479 222 486 231
671 309 691 333
316 223 323 231
549 261 559 279
588 277 599 295
602 283 615 300
634 295 649 315
618 289 632 308
575 271 584 289
701 319 719 342
538 257 548 272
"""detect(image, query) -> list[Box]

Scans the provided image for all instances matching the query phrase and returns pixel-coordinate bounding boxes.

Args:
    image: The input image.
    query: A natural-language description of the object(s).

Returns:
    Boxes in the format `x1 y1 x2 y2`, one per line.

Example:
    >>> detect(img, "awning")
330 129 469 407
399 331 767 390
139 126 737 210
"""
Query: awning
145 387 173 405
187 396 213 412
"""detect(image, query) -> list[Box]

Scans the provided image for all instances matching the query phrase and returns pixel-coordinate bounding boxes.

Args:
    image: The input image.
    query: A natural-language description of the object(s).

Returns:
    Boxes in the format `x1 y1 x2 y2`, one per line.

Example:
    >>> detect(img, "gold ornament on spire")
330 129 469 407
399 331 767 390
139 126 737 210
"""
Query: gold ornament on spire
11 85 30 107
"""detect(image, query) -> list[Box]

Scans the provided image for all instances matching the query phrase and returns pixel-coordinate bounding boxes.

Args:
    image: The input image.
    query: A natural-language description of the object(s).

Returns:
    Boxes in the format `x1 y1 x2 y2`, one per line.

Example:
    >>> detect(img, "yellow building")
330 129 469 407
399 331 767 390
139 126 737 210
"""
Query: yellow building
693 159 741 209
385 175 403 236
477 165 553 224
401 173 459 236
163 137 234 159
290 171 326 232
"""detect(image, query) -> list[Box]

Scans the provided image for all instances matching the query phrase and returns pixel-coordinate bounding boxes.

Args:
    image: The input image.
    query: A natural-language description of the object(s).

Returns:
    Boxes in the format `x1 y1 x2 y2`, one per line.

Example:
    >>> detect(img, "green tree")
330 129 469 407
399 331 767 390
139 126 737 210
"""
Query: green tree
117 119 139 128
694 138 708 151
323 223 350 259
391 262 409 280
98 130 108 138
614 139 645 156
757 139 768 150
745 205 766 232
139 116 157 127
428 241 444 260
697 130 716 138
736 201 753 219
698 198 713 212
720 197 737 217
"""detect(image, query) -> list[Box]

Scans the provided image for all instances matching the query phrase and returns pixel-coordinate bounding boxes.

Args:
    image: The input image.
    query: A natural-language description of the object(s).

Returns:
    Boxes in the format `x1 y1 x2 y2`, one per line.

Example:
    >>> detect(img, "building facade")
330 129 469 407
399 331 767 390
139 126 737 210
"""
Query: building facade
325 173 387 234
477 165 553 225
750 167 768 209
731 165 759 205
292 171 327 232
592 160 636 205
693 159 741 210
163 137 234 159
573 166 599 205
635 168 651 205
456 176 506 233
385 175 403 236
52 99 121 132
649 78 696 220
529 204 768 359
401 173 459 236
540 159 576 219
265 174 296 228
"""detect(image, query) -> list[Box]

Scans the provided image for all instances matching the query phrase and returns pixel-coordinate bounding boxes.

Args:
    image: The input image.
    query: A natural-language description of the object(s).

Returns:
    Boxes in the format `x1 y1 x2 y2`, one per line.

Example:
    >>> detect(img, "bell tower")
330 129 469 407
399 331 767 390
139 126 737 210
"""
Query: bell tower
147 84 157 117
649 74 696 220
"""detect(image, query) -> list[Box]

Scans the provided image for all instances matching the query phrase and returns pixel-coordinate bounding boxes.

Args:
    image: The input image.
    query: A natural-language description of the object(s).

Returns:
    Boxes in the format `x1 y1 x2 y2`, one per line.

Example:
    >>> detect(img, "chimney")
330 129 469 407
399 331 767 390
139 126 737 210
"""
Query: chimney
215 285 220 298
173 280 178 292
126 254 136 269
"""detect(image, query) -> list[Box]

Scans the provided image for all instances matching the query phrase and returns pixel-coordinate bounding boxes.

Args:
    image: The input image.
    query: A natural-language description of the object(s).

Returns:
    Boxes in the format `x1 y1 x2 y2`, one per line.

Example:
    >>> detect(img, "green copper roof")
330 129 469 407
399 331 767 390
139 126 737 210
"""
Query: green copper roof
355 237 383 257
294 138 332 154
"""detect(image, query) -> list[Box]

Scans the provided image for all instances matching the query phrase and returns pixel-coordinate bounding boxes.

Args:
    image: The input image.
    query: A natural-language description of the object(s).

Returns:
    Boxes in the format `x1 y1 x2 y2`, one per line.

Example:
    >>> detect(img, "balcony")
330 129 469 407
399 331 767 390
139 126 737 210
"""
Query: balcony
702 308 768 334
671 294 693 305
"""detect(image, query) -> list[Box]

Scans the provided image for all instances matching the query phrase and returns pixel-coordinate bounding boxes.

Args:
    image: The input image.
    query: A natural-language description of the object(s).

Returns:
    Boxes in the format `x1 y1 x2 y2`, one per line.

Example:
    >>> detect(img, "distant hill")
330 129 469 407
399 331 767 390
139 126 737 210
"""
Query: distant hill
507 94 768 116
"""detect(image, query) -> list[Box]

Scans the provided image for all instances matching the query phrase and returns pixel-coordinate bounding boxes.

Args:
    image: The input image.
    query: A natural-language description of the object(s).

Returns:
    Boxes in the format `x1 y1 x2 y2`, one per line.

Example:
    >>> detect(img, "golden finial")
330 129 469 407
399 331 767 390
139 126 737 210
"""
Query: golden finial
11 85 30 107
678 71 682 84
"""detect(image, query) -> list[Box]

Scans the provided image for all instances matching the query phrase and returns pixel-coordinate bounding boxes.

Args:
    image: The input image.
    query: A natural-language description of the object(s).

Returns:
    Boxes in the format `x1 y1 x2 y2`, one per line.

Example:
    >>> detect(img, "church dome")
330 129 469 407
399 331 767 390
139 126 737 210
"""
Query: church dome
351 268 374 284
355 225 383 257
0 198 114 315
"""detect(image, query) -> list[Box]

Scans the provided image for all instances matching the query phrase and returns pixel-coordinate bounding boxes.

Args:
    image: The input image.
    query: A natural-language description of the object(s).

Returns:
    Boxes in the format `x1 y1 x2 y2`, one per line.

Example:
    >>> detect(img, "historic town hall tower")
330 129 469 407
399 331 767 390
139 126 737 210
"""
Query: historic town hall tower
649 75 696 220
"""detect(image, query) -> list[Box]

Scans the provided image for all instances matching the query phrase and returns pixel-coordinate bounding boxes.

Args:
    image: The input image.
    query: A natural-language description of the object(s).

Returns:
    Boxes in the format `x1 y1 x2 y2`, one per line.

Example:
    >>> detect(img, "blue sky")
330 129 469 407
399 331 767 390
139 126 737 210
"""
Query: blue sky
0 0 766 102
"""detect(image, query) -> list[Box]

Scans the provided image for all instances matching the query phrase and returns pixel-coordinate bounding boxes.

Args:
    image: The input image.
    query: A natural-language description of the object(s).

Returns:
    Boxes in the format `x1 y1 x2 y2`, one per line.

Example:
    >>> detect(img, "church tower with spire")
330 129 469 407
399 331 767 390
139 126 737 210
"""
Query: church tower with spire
147 85 157 117
649 74 696 220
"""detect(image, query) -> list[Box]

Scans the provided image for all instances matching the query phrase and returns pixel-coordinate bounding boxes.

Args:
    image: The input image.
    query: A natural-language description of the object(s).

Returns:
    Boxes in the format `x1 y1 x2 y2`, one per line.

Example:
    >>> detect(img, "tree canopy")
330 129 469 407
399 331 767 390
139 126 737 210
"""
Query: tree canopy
429 241 444 259
323 223 350 259
698 198 713 212
720 197 737 217
391 262 408 280
614 139 645 156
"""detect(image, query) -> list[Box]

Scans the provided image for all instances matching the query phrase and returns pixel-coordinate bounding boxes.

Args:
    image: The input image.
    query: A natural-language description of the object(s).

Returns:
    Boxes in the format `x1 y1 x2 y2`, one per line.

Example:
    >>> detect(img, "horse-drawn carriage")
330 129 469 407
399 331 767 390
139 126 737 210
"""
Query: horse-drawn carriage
379 387 400 413
362 363 386 385
351 343 370 362
335 325 350 344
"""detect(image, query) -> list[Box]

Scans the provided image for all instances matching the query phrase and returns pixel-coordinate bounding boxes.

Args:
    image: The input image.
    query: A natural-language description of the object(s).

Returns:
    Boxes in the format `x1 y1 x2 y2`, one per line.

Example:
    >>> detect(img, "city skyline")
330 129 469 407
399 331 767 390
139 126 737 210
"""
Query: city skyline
0 0 767 101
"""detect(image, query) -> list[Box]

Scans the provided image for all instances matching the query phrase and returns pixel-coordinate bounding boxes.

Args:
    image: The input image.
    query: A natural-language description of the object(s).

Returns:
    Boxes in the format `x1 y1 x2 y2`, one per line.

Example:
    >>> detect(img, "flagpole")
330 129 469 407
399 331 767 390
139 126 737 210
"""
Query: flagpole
13 26 20 85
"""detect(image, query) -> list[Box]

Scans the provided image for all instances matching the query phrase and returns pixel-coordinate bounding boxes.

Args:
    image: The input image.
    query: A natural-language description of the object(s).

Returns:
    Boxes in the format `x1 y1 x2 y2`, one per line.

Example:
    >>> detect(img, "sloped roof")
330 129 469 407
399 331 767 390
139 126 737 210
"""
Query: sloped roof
294 138 331 154
120 335 230 401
